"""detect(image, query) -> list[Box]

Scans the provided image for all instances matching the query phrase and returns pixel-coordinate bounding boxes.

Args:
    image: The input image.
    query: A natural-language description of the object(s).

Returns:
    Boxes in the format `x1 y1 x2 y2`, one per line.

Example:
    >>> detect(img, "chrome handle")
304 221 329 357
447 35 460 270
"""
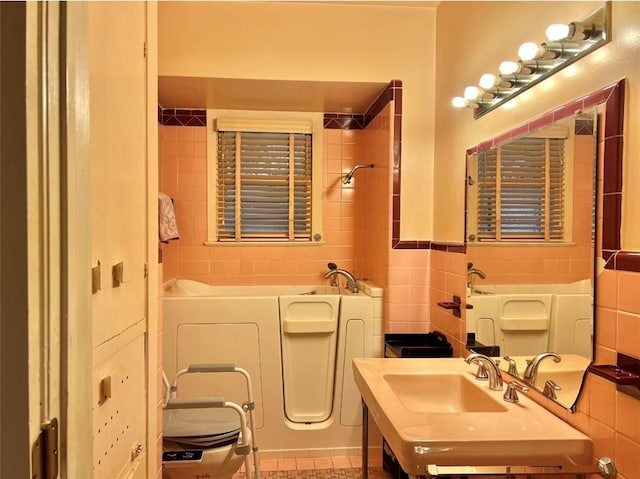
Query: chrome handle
503 356 519 376
473 360 489 381
503 381 529 403
543 379 562 400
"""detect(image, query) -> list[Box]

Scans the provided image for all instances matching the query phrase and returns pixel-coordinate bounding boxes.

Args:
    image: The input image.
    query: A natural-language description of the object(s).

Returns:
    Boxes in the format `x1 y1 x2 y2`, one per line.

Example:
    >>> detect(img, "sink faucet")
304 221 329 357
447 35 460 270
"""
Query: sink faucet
323 266 359 293
465 353 503 391
522 352 561 387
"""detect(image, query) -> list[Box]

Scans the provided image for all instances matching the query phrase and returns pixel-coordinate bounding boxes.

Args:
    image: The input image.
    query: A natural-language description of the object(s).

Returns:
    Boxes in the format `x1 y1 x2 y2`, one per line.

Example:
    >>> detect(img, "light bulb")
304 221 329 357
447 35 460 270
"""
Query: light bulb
499 61 520 75
518 42 545 61
463 86 482 100
546 23 570 41
451 97 467 108
479 73 499 90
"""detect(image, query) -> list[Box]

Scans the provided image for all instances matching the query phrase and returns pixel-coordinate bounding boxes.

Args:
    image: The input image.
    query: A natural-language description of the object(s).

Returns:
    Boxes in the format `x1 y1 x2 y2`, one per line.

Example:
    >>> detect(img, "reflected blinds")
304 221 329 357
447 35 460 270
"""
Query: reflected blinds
216 130 313 241
476 137 565 241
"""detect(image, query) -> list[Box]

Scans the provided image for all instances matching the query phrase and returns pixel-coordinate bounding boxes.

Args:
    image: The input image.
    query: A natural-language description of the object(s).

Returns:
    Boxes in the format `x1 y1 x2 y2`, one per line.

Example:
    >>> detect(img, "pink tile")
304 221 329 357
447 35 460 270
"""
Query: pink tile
589 418 615 459
618 271 640 314
259 458 278 472
313 457 334 469
595 307 617 349
596 269 619 309
331 456 351 468
589 376 616 428
295 458 315 470
276 458 296 471
615 392 640 443
615 432 640 479
617 311 640 358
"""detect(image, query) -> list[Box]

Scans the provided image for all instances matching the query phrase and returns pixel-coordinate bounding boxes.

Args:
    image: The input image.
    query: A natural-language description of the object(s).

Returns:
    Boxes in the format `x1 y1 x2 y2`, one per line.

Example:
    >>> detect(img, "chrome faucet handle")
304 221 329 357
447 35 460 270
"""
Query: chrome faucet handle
503 381 529 403
474 360 489 381
543 379 562 400
503 356 519 376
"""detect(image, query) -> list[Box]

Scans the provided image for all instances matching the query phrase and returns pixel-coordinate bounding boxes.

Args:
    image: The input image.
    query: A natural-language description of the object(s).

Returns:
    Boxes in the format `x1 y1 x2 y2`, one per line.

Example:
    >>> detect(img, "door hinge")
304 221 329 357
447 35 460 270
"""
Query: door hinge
32 418 59 479
144 262 149 278
143 42 147 58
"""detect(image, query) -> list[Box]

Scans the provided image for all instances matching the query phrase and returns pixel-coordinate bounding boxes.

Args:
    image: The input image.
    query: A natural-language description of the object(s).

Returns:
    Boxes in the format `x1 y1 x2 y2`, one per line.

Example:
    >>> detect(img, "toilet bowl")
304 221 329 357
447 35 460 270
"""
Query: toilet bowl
162 406 251 479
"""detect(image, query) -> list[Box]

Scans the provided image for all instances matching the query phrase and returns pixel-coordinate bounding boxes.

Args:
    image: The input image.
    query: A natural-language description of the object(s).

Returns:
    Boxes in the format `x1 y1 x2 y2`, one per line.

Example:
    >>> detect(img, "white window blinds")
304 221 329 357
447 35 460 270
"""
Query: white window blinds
476 137 565 241
216 128 313 241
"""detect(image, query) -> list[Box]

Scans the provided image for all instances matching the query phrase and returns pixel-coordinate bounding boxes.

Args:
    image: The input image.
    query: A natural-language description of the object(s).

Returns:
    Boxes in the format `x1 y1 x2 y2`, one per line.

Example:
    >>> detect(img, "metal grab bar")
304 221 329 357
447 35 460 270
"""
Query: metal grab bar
422 457 617 478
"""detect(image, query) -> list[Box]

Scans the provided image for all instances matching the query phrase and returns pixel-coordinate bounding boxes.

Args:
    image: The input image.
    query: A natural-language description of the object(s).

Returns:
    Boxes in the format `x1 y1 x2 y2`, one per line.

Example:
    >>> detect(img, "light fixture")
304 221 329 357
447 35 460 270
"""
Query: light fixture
479 73 500 90
451 2 610 119
546 21 603 42
464 85 493 101
451 96 478 109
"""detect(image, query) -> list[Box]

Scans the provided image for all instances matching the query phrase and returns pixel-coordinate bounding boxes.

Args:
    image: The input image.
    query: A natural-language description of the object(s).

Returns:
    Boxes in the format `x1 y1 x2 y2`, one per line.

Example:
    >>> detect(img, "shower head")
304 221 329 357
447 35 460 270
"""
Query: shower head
342 163 374 185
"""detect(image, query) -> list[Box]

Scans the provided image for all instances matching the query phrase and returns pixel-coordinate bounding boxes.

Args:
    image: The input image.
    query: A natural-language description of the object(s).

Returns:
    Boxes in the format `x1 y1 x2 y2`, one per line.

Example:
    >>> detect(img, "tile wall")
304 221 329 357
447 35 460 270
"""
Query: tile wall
158 125 360 286
159 81 435 334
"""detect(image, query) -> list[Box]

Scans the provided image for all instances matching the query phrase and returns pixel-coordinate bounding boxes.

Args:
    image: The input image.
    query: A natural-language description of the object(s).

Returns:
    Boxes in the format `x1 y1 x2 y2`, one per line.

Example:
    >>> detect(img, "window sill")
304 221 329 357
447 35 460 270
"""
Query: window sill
469 241 578 247
203 240 325 247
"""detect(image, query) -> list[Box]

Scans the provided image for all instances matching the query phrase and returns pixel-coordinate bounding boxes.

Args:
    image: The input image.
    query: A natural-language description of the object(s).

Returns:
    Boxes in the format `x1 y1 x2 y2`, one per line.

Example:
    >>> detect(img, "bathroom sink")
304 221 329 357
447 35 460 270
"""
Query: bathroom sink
382 373 507 413
353 358 592 474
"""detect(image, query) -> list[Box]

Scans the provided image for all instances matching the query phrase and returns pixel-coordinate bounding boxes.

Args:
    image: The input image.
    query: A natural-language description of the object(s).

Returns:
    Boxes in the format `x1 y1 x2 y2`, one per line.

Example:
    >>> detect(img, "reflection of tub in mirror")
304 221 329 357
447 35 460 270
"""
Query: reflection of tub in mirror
467 280 593 359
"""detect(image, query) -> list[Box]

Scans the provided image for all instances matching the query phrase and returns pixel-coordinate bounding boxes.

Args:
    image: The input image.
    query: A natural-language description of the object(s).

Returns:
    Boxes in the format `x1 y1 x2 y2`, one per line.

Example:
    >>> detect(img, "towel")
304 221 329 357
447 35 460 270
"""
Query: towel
158 192 179 243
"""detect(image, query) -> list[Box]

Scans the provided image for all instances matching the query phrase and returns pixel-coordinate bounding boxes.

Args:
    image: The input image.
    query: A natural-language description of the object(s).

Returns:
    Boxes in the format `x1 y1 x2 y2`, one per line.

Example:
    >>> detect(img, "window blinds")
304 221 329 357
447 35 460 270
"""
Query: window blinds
476 137 565 241
216 130 313 241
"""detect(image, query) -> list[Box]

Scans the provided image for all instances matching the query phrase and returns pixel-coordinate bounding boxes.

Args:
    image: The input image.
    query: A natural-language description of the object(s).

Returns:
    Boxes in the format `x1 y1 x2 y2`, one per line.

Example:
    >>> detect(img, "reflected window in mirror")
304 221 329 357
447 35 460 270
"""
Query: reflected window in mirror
469 134 567 243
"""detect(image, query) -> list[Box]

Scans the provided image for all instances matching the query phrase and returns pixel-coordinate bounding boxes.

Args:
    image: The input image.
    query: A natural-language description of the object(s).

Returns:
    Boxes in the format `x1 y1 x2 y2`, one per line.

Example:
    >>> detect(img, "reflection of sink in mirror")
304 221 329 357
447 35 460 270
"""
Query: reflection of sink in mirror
383 373 508 413
499 354 590 409
466 279 593 359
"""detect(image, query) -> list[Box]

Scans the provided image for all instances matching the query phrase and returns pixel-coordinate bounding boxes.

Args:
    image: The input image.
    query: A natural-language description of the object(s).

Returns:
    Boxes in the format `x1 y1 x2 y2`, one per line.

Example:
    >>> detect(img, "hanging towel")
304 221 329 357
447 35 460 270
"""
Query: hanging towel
158 192 180 243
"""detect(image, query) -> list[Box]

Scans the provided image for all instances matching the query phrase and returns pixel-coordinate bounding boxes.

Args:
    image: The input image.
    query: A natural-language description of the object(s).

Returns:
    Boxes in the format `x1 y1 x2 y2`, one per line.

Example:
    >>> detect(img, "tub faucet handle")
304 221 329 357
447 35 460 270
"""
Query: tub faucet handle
326 262 339 287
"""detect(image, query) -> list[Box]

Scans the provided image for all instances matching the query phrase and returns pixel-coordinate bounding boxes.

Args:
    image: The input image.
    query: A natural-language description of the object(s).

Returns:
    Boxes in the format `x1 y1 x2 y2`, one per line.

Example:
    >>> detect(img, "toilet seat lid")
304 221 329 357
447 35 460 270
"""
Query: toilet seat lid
163 407 241 438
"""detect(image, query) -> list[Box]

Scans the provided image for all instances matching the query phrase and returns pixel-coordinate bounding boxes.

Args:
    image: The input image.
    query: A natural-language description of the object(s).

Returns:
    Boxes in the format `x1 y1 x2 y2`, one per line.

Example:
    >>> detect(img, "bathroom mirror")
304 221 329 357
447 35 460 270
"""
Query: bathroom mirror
465 108 597 410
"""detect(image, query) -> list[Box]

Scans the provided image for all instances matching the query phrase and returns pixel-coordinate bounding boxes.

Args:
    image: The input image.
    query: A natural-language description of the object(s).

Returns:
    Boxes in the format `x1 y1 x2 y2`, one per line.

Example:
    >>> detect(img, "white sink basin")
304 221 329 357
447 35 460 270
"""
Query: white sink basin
383 373 507 413
353 358 592 474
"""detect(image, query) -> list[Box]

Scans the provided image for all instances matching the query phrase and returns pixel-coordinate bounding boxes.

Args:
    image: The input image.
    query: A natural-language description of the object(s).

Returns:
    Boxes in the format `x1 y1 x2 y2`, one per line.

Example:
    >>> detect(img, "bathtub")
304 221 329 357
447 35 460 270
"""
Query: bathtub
162 278 384 457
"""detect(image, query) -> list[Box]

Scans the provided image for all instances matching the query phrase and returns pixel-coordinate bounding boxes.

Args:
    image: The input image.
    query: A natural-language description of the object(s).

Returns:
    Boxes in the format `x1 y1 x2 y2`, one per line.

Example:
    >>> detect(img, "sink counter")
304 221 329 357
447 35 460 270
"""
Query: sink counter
353 357 592 475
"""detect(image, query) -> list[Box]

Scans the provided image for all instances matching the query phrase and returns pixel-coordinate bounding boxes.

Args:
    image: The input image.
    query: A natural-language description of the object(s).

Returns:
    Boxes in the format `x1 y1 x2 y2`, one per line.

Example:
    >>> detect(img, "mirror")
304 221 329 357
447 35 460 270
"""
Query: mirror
465 109 597 411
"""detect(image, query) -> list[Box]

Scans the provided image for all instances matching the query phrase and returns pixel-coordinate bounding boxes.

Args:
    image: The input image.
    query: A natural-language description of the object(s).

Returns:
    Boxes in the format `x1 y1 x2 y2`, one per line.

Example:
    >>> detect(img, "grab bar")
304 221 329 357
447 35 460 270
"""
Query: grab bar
423 458 617 478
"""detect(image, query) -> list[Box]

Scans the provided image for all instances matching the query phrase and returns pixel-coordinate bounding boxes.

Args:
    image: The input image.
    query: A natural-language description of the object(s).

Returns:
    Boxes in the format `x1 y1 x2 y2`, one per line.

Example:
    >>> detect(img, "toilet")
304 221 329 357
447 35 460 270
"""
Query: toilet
162 405 250 479
161 364 260 479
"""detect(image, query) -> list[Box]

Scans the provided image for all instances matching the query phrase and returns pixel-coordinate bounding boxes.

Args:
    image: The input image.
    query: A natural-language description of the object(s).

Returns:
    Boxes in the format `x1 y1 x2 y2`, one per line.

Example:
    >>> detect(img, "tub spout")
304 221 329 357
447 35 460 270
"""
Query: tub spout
323 268 359 293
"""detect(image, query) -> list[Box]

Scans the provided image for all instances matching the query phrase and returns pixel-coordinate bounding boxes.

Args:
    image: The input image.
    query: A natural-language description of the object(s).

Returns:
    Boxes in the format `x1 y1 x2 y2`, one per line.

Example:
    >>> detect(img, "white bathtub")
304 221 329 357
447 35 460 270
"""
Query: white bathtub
162 278 384 457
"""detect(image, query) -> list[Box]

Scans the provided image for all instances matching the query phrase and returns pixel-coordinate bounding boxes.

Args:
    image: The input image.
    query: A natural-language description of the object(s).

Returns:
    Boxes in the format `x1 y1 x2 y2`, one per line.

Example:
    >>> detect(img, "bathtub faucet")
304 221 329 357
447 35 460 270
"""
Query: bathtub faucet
323 265 359 293
467 262 487 292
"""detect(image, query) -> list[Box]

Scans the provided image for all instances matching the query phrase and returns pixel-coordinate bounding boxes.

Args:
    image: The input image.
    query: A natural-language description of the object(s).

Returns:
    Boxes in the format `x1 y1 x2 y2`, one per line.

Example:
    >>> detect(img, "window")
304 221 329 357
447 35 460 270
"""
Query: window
206 113 323 244
474 137 565 242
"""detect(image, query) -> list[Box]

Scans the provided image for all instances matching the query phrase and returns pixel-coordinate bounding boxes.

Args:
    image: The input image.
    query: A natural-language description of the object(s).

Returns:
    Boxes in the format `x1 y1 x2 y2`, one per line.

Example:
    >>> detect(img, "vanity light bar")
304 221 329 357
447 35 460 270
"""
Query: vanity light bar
452 2 610 119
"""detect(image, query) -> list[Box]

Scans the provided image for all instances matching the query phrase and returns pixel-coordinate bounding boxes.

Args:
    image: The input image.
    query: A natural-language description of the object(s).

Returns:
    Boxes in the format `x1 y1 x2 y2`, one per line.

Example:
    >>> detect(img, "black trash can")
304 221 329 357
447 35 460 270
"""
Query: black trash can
382 331 453 479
